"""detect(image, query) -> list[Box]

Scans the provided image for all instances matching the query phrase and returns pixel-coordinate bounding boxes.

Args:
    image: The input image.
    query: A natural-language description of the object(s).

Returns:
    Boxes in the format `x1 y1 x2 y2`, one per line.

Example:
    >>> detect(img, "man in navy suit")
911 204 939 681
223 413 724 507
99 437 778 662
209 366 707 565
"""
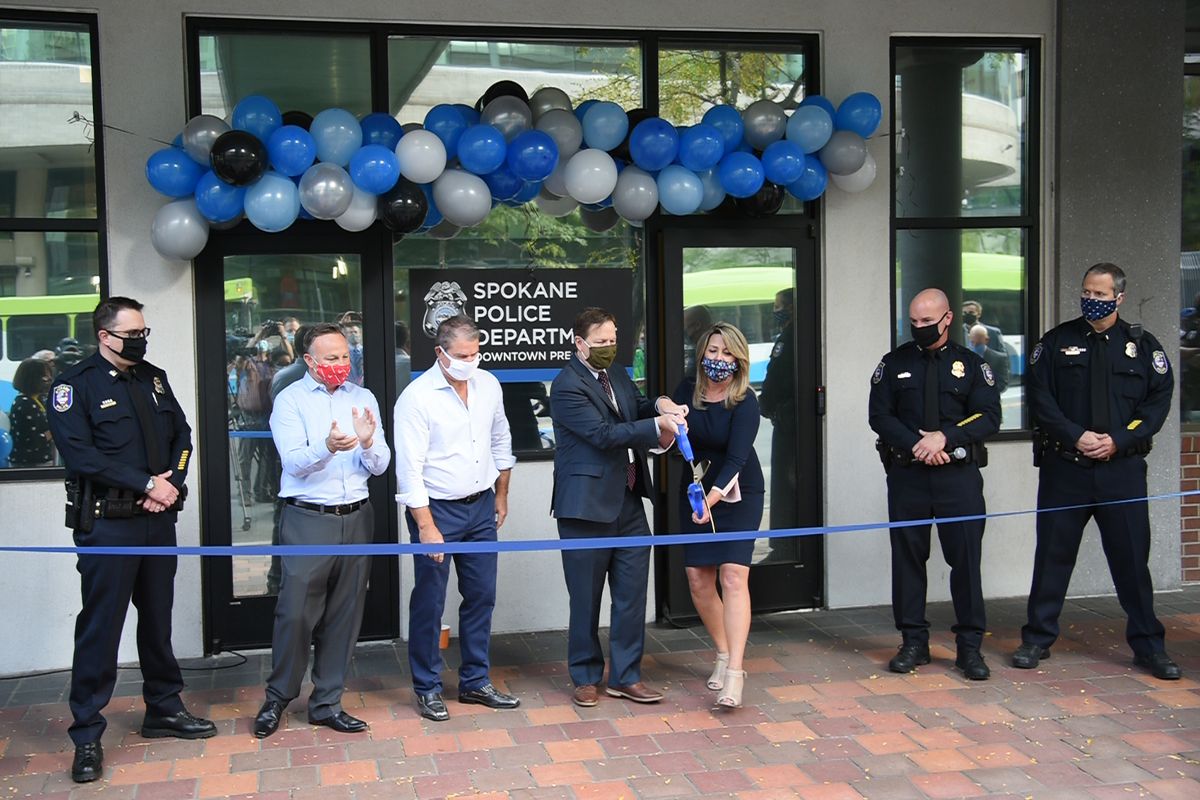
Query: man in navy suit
550 307 688 707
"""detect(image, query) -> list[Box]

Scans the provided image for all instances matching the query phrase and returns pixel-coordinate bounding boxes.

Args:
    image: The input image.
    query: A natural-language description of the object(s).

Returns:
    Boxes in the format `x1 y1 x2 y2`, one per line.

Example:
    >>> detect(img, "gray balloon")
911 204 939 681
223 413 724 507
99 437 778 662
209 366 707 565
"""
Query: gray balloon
182 114 230 164
580 206 619 232
432 169 492 227
529 86 573 120
481 95 532 142
298 162 353 220
818 130 868 175
611 165 659 222
543 162 569 197
741 99 787 150
535 109 583 160
151 198 209 260
535 190 578 218
427 218 461 240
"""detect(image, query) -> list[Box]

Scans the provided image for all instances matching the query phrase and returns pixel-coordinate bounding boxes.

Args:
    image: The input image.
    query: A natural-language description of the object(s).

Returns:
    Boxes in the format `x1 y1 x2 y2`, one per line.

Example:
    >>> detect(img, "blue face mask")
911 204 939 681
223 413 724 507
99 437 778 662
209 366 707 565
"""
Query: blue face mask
1081 296 1118 321
702 357 738 383
971 343 987 356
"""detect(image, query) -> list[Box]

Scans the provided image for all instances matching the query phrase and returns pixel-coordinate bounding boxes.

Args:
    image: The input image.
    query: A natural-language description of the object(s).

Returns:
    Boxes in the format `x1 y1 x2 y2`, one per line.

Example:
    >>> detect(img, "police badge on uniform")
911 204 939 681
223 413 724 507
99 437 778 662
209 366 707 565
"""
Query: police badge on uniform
53 384 72 412
1152 350 1169 374
1125 341 1138 359
951 360 965 378
153 376 165 395
421 280 468 338
871 361 885 384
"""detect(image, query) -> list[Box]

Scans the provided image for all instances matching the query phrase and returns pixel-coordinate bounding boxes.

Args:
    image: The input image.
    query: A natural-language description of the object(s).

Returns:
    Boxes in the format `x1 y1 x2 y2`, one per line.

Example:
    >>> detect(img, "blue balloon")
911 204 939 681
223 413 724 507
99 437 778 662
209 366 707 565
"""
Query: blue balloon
581 101 629 151
697 167 726 211
677 123 725 172
717 151 765 198
360 112 403 150
266 125 316 177
512 180 542 204
171 133 183 147
835 92 882 138
244 171 300 232
629 118 679 172
424 104 468 158
786 105 834 154
0 429 11 468
762 140 807 186
454 103 481 126
420 183 443 228
456 124 507 175
310 108 362 166
574 98 599 123
786 155 828 201
146 147 205 197
349 144 401 194
506 130 559 182
701 105 745 155
483 164 523 200
799 94 837 117
194 170 246 222
656 165 704 215
232 95 282 141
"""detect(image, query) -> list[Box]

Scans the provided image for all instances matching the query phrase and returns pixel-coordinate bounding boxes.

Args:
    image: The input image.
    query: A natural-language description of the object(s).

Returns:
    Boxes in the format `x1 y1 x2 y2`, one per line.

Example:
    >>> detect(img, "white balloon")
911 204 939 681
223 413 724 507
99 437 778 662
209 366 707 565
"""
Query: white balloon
830 151 877 192
611 165 659 222
395 130 447 184
535 190 578 217
432 169 492 227
151 198 209 260
335 185 378 232
563 149 618 205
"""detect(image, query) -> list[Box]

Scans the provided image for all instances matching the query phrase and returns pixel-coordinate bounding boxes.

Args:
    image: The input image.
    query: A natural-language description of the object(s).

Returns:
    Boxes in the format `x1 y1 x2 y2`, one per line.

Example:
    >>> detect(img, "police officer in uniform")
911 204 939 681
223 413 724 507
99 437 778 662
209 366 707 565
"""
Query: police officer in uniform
869 288 1000 680
48 297 216 783
1014 263 1180 680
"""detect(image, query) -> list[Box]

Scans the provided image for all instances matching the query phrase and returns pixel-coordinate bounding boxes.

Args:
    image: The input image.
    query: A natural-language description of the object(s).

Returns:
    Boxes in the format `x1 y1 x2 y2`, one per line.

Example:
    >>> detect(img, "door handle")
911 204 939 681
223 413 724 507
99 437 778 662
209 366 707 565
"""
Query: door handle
816 385 826 416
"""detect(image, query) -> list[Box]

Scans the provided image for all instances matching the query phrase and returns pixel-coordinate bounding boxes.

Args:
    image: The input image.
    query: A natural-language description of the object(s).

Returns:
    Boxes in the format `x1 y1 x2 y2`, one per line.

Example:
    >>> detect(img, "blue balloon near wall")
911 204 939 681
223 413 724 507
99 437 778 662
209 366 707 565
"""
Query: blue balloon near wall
232 95 282 141
244 171 301 232
420 183 443 228
761 140 807 186
360 112 403 150
701 105 745 155
581 101 629 151
266 125 317 177
483 164 523 200
786 105 834 154
656 164 704 215
424 104 468 158
146 147 205 197
349 144 401 194
799 94 836 117
629 118 679 172
677 123 724 172
834 91 882 138
194 170 246 222
717 151 765 198
786 154 828 201
310 108 362 166
574 98 599 123
454 103 481 126
456 124 508 175
506 129 559 182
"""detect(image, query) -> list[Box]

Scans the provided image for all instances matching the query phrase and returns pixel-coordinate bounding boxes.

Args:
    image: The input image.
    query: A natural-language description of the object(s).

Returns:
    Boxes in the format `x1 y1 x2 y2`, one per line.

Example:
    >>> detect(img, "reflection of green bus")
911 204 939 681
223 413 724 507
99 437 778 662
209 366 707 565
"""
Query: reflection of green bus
0 294 100 408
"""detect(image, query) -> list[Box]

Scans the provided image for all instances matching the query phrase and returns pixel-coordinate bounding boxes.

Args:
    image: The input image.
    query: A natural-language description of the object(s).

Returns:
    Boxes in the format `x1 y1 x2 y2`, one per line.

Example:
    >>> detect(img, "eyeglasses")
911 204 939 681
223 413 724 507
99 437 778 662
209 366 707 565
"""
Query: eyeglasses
105 328 151 340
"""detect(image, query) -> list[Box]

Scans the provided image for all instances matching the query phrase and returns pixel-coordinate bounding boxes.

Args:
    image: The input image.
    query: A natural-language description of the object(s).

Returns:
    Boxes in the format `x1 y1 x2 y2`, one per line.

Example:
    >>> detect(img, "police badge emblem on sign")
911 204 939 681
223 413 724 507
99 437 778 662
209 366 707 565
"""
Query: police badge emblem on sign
53 384 73 412
422 280 468 338
1152 350 1169 375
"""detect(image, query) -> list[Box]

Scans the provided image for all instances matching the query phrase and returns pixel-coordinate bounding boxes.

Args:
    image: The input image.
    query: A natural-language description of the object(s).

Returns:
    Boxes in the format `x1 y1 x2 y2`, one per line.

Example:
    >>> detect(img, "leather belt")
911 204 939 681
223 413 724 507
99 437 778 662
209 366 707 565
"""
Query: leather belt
445 491 486 504
285 497 367 516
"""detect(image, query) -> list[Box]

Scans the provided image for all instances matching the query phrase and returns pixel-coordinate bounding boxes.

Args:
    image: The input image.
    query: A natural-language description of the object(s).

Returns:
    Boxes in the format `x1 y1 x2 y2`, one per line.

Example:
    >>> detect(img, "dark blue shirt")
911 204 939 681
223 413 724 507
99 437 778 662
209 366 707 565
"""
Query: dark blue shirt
672 379 764 494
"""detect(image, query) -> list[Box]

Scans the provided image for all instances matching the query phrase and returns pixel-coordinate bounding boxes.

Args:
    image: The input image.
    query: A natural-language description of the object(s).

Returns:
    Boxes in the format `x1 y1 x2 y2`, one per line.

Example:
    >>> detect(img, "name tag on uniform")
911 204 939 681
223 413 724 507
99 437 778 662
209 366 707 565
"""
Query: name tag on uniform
896 372 911 379
99 398 116 409
1061 346 1086 356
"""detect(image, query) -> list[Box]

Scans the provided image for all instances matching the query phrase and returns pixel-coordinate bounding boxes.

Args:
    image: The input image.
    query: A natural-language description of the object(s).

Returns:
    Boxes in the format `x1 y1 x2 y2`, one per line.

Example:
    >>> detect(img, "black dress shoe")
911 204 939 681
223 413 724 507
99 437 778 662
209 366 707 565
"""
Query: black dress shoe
955 649 991 681
308 711 368 733
254 700 286 739
1133 652 1182 681
1011 642 1051 669
459 683 520 709
888 642 931 674
141 709 217 740
416 692 449 722
71 741 103 783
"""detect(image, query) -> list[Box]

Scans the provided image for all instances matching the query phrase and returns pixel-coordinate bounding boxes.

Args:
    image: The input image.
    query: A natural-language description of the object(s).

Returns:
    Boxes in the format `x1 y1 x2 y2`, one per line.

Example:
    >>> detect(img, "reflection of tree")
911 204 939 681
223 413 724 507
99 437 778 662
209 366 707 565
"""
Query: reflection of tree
1183 76 1200 250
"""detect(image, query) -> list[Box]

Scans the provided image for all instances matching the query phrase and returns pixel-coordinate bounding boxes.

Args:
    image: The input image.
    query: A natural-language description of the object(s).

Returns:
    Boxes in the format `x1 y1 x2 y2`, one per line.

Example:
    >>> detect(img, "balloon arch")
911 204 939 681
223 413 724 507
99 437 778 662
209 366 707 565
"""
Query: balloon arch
145 82 881 260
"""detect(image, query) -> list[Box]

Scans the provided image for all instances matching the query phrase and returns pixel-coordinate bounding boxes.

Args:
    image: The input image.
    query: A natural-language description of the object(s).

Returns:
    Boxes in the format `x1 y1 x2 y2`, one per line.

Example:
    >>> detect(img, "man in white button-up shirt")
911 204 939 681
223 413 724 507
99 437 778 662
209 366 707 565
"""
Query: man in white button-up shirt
394 316 519 722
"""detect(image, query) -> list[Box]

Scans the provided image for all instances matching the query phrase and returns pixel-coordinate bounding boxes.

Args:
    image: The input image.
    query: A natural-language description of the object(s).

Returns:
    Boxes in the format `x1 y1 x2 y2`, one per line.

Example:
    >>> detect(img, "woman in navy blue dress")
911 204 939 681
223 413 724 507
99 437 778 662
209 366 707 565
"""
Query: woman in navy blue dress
671 323 764 708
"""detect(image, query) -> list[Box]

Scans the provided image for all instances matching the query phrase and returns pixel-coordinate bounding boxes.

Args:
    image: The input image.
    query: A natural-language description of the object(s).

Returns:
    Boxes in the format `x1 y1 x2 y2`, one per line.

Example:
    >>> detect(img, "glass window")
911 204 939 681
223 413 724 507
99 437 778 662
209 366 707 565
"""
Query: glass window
1182 63 1200 427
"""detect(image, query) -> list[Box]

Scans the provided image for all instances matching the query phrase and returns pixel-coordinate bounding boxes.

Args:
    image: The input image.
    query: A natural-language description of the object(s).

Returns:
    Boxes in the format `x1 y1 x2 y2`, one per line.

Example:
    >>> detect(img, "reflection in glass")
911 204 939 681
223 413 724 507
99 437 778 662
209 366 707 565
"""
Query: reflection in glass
1180 73 1200 425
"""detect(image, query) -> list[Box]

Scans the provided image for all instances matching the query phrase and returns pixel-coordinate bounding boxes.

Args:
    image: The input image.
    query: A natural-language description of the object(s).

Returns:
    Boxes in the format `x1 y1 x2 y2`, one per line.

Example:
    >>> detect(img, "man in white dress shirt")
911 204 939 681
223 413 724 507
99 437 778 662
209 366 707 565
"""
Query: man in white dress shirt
394 316 519 722
253 323 391 738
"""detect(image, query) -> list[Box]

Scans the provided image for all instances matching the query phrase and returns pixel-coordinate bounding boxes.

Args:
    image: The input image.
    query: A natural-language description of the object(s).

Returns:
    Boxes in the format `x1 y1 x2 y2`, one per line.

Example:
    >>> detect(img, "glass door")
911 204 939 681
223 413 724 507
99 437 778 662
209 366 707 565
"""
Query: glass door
658 226 823 621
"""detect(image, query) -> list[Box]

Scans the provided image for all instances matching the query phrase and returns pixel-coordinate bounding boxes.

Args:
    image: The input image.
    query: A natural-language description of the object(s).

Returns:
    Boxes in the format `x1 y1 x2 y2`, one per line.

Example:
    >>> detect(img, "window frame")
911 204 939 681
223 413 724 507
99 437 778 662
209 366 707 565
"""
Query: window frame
889 36 1041 440
0 9 107 482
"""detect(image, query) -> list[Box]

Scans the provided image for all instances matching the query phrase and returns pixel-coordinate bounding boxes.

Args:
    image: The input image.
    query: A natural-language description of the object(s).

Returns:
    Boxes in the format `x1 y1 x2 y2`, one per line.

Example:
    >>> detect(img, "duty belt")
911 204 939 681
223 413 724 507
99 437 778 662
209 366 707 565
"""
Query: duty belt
285 497 368 515
875 440 988 470
1033 431 1152 467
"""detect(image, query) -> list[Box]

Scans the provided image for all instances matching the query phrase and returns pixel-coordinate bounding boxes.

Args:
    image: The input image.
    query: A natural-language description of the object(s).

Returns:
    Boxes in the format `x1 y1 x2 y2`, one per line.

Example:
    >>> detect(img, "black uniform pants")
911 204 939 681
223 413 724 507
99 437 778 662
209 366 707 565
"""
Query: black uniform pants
1022 455 1165 656
887 463 987 651
69 514 185 745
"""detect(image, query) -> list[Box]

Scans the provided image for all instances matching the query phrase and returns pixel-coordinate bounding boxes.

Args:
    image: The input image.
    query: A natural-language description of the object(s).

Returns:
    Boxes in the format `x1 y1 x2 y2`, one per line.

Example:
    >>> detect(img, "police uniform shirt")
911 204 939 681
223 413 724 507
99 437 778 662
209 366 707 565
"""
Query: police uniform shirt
47 352 192 492
869 340 1001 451
1028 316 1173 451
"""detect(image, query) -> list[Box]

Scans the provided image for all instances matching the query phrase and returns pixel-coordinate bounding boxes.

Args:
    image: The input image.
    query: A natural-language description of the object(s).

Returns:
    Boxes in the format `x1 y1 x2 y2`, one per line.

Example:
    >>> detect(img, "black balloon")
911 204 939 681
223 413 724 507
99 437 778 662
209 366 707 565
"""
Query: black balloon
736 180 786 218
209 130 268 186
476 80 530 112
281 110 313 130
611 107 652 162
580 206 619 232
706 194 740 218
378 178 428 234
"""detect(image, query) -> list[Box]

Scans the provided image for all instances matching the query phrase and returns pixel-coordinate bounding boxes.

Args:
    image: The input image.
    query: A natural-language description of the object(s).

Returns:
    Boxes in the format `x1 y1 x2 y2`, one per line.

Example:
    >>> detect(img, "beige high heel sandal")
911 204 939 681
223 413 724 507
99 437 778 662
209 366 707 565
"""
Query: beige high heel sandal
707 653 729 690
717 669 745 708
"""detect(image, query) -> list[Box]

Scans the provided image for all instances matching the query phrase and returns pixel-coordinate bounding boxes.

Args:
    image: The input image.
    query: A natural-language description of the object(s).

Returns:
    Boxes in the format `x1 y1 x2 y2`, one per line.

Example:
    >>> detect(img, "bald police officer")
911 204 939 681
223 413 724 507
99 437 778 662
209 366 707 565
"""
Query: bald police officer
48 297 215 784
1014 263 1180 680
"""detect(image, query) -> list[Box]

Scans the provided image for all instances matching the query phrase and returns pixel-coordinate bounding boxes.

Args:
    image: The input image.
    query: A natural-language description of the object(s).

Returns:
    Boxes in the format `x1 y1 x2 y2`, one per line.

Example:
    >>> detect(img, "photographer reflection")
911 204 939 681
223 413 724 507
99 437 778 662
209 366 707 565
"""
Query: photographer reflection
683 305 714 378
759 288 798 538
234 320 290 504
339 311 365 387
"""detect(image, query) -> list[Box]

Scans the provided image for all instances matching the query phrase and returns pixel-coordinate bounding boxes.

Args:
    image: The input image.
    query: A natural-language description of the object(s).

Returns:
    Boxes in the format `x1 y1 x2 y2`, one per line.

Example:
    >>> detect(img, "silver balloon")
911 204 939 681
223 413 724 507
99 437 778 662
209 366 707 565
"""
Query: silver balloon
819 130 868 175
151 198 209 261
432 169 492 227
481 95 532 142
535 109 583 161
335 185 378 232
529 86 573 120
299 162 354 220
611 165 659 222
428 218 461 239
535 189 578 218
830 151 877 192
182 114 230 164
741 99 787 150
543 162 569 198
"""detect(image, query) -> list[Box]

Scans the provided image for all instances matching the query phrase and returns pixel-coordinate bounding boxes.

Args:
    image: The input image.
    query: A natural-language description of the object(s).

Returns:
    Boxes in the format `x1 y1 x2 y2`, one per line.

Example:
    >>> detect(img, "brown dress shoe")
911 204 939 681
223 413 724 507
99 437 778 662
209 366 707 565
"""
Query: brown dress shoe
605 682 663 703
572 684 599 707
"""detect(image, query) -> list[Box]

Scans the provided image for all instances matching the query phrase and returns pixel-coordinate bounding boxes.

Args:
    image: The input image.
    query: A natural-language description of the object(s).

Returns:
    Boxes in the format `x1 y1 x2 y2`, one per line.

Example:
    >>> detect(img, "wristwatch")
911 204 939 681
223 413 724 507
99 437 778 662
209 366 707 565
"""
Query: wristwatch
145 476 156 493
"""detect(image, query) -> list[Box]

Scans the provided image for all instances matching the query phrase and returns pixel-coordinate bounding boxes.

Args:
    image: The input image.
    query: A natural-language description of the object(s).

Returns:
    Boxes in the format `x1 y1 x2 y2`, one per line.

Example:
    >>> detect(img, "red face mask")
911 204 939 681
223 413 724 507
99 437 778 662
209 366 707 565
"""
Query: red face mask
313 362 351 389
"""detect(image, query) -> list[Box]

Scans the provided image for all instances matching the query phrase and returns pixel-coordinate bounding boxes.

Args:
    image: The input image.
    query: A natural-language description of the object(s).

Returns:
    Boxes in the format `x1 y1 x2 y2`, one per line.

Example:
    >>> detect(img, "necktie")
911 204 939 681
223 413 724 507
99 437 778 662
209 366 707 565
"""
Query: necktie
597 370 636 490
119 369 167 475
922 350 940 431
1089 332 1111 432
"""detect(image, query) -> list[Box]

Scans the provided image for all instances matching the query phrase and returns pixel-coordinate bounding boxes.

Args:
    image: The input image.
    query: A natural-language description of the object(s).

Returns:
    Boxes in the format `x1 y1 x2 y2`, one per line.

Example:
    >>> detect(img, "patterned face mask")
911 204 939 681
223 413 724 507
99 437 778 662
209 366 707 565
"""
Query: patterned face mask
1081 296 1119 321
701 357 738 383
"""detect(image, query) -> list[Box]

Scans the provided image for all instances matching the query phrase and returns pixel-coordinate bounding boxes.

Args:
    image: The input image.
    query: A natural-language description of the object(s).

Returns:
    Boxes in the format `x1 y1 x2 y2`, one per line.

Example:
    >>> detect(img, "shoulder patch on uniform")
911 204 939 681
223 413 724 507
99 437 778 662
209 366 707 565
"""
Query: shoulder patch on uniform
1152 350 1169 374
1030 342 1043 364
981 362 995 387
53 384 73 412
871 361 885 384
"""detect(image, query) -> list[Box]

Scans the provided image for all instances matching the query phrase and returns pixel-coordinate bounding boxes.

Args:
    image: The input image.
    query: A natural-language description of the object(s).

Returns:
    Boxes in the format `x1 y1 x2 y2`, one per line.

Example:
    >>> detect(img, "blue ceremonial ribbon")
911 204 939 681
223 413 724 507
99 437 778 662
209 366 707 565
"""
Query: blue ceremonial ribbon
0 490 1195 558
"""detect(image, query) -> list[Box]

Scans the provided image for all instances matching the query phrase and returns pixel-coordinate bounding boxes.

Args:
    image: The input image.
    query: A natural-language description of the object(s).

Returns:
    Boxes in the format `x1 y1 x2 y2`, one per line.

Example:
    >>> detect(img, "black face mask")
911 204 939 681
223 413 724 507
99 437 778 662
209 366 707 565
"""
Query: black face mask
962 312 978 326
109 336 147 363
910 312 948 349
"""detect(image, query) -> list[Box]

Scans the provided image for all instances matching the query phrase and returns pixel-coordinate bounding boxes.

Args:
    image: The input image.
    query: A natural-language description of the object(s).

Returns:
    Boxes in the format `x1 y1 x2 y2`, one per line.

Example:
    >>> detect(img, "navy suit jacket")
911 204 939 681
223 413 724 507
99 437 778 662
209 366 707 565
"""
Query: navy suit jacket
550 356 659 524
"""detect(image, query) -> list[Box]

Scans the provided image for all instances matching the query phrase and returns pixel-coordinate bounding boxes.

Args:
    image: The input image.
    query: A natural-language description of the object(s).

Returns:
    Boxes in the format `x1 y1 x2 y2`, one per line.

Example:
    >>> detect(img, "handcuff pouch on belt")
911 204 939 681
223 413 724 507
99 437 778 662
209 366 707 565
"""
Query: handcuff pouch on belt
65 478 187 530
1033 428 1152 467
875 439 986 472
